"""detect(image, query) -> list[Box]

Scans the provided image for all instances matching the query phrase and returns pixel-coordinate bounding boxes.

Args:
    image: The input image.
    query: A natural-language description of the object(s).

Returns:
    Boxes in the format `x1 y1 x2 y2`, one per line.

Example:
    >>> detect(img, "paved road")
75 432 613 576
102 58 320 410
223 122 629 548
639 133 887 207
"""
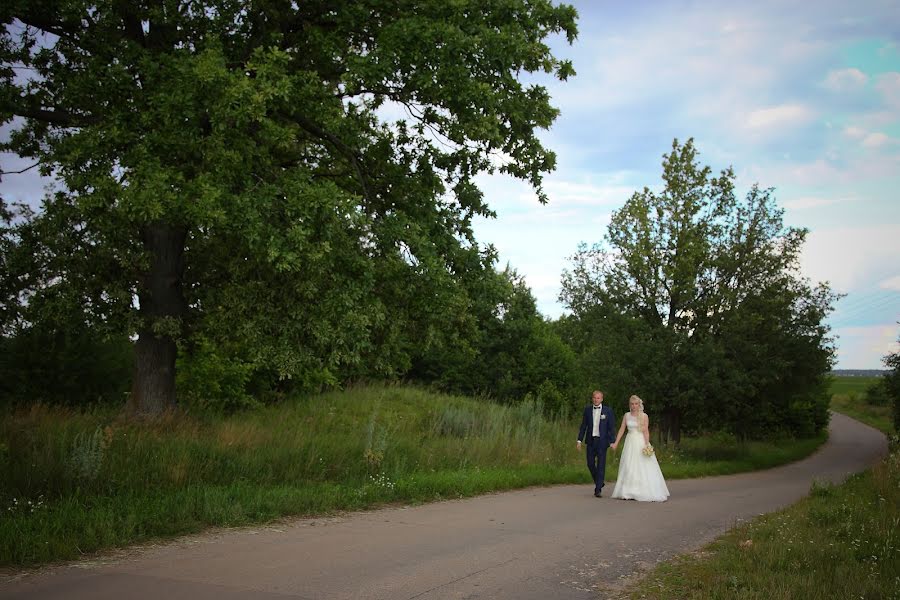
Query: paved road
1 412 887 599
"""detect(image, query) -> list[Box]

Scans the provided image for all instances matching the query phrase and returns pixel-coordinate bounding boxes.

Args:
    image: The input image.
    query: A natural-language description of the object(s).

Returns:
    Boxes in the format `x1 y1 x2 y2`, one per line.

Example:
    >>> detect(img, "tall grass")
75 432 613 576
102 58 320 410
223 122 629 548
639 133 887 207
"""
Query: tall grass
0 385 825 567
624 450 900 599
0 386 581 565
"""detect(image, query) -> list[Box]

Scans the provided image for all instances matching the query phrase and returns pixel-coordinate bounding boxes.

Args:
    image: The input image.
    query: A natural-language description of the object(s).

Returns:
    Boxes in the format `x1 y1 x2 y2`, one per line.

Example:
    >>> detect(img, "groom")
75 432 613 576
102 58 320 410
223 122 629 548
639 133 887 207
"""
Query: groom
577 390 616 497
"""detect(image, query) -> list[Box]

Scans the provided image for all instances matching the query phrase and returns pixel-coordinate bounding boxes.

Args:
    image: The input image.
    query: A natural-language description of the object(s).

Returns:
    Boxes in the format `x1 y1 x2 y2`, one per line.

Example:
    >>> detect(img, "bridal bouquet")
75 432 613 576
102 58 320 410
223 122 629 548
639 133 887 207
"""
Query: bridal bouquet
642 444 654 457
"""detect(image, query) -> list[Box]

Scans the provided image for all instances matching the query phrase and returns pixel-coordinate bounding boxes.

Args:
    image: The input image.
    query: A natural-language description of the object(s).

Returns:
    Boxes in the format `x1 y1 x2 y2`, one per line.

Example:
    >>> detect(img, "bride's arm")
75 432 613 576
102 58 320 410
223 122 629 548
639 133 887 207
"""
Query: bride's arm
641 414 650 445
611 416 626 450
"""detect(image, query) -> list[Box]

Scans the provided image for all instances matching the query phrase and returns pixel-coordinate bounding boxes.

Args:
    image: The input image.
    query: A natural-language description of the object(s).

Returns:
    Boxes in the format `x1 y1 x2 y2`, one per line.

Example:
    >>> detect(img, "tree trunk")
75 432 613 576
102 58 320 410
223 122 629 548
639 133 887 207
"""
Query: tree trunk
128 222 187 416
660 405 682 445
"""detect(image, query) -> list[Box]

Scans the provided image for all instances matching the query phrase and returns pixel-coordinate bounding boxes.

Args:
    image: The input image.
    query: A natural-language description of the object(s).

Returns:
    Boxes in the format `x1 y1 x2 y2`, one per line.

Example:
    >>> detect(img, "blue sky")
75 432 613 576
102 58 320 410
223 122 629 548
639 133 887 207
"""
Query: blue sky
1 1 898 369
472 0 900 369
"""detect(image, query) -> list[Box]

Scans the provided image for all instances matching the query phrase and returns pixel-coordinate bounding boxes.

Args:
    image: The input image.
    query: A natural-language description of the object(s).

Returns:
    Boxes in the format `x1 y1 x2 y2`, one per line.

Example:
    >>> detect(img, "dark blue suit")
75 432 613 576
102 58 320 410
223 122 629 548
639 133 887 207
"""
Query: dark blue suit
578 404 616 494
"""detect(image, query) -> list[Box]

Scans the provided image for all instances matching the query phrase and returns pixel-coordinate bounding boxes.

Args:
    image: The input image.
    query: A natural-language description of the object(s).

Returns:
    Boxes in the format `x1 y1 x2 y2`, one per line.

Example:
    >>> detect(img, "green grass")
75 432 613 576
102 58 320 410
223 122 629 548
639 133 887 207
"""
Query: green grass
623 450 900 600
0 385 825 567
827 375 881 397
643 432 826 479
828 375 894 435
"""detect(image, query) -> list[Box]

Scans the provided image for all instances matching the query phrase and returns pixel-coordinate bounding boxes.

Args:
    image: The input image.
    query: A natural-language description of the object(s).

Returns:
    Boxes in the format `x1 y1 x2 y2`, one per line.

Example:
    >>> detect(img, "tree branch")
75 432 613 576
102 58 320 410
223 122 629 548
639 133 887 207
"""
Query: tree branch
0 161 41 176
115 3 147 48
294 115 373 203
17 14 80 42
7 104 98 127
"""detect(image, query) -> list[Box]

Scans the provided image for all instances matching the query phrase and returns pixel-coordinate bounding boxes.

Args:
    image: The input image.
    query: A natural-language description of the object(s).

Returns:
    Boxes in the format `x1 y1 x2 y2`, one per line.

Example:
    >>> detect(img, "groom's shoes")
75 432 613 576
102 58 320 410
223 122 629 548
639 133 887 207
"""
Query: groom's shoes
594 490 602 498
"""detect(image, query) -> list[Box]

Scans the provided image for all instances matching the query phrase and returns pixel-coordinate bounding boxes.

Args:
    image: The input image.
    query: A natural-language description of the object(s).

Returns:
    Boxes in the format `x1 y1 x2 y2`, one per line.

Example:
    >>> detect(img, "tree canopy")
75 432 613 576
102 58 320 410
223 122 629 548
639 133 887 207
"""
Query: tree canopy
561 139 838 441
1 1 578 413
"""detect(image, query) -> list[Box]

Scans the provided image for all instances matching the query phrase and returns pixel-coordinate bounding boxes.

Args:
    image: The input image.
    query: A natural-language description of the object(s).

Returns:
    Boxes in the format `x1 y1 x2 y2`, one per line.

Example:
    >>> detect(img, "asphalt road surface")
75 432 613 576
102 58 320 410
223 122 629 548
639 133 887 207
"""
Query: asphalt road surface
1 412 887 599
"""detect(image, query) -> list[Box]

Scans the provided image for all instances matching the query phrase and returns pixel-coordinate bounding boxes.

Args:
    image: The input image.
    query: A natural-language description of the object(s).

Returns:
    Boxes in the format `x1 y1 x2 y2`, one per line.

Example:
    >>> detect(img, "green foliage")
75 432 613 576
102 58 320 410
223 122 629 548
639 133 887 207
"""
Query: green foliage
175 338 261 413
829 376 894 435
560 139 837 441
534 379 569 418
881 335 900 433
0 324 133 408
863 379 891 406
411 266 580 410
67 426 110 482
0 1 579 413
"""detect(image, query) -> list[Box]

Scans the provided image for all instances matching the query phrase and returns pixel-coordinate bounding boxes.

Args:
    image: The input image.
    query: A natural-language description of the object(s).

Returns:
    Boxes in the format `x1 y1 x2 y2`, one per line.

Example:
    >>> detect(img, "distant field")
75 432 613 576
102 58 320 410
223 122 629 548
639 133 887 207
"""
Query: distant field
828 375 893 435
827 375 880 397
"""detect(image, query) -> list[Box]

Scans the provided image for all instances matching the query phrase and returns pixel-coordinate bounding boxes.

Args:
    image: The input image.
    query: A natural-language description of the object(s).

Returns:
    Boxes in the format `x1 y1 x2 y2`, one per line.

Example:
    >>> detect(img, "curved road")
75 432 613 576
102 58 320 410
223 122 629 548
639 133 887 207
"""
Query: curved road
1 412 887 599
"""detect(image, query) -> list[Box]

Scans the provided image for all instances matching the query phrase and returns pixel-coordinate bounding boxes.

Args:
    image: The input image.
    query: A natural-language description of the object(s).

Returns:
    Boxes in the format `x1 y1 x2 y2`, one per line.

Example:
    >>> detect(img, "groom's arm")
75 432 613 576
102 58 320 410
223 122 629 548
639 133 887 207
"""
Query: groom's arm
577 408 588 443
606 408 616 444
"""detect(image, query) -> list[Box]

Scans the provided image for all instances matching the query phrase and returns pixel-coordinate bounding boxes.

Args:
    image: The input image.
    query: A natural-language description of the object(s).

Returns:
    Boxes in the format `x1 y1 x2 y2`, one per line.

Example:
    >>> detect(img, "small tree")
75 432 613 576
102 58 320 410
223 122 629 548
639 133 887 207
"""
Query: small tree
561 139 837 441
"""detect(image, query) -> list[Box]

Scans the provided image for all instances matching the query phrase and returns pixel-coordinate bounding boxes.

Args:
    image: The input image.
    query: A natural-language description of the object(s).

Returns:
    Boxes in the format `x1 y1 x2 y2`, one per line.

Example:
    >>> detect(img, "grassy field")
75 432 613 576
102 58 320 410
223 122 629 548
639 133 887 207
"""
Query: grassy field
827 375 881 396
0 385 826 567
623 451 899 600
828 375 894 435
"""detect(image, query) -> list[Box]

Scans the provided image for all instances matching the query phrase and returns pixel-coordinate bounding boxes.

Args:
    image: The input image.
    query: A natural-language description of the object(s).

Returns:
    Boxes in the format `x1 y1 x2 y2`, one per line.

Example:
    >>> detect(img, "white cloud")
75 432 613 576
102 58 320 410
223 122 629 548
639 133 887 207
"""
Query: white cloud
875 72 900 108
832 324 900 369
750 151 900 186
800 224 900 292
879 275 900 292
862 132 891 148
842 126 894 150
543 180 635 207
782 196 847 210
744 104 815 132
763 159 843 186
823 68 868 92
843 125 867 139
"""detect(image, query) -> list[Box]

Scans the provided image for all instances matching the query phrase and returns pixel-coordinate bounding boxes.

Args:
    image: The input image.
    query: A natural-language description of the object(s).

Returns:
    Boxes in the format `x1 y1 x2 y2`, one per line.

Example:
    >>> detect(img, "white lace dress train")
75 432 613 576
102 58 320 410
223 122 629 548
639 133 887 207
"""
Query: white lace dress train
611 414 669 502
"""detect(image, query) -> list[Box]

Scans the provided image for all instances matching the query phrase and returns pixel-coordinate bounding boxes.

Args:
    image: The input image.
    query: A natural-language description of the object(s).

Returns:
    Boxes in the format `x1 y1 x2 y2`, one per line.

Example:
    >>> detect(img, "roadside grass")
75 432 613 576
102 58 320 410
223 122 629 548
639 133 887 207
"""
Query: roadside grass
829 375 894 435
623 450 899 600
1 385 825 567
646 432 826 480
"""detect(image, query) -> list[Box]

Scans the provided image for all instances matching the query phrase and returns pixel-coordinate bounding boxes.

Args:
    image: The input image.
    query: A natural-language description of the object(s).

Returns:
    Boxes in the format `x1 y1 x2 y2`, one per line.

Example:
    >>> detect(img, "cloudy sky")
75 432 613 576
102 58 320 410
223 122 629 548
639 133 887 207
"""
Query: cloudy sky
472 0 900 369
1 1 898 369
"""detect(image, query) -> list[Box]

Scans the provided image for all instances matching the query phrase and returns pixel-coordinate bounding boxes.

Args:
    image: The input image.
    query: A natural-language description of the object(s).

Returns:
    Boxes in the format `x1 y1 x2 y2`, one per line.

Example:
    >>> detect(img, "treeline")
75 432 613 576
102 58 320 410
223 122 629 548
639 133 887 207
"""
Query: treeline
1 140 848 442
0 3 852 442
0 238 577 414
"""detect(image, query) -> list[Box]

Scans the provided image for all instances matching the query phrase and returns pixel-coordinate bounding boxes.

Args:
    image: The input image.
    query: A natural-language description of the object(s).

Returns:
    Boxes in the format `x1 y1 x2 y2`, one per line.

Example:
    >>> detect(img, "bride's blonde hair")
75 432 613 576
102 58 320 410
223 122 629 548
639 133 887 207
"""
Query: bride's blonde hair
629 394 644 415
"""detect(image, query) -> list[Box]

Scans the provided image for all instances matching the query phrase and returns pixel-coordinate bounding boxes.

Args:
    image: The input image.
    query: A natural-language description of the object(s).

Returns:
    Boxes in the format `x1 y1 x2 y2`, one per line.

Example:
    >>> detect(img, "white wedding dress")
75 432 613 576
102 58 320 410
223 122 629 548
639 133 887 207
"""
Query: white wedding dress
611 413 670 502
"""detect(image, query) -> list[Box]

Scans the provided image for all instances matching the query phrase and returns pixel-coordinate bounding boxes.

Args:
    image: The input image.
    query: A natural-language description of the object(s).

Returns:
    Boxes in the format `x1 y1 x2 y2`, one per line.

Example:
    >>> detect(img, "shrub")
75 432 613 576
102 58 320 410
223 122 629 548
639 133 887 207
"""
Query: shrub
535 379 567 418
176 339 260 413
0 326 132 408
863 380 891 406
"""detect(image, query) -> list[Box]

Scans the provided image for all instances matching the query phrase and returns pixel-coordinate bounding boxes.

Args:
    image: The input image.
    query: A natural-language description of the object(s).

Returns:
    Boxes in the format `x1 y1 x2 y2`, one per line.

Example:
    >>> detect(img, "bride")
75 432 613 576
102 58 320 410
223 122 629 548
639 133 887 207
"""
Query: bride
610 395 669 502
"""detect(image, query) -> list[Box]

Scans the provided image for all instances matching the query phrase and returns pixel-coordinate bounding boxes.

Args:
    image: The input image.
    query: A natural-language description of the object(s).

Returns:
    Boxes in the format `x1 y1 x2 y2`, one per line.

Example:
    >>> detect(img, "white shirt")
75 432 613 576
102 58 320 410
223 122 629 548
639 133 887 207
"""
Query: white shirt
592 404 603 436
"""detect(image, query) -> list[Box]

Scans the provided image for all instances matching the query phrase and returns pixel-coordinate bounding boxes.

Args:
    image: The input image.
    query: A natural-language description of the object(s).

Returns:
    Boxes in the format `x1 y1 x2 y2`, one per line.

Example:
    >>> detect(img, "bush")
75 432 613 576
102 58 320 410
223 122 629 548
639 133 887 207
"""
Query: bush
0 326 132 408
863 380 891 406
535 379 567 418
176 339 260 413
783 392 830 438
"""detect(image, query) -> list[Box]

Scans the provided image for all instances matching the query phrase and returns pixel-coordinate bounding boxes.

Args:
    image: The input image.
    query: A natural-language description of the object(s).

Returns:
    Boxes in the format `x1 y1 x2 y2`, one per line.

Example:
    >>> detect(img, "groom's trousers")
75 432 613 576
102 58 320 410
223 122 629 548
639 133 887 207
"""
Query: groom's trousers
586 436 608 493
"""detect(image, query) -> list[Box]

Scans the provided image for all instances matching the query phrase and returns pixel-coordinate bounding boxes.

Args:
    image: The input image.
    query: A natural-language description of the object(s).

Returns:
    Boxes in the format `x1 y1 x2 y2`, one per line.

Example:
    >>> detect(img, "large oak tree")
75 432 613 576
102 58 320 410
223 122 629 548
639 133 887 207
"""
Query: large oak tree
1 1 577 414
